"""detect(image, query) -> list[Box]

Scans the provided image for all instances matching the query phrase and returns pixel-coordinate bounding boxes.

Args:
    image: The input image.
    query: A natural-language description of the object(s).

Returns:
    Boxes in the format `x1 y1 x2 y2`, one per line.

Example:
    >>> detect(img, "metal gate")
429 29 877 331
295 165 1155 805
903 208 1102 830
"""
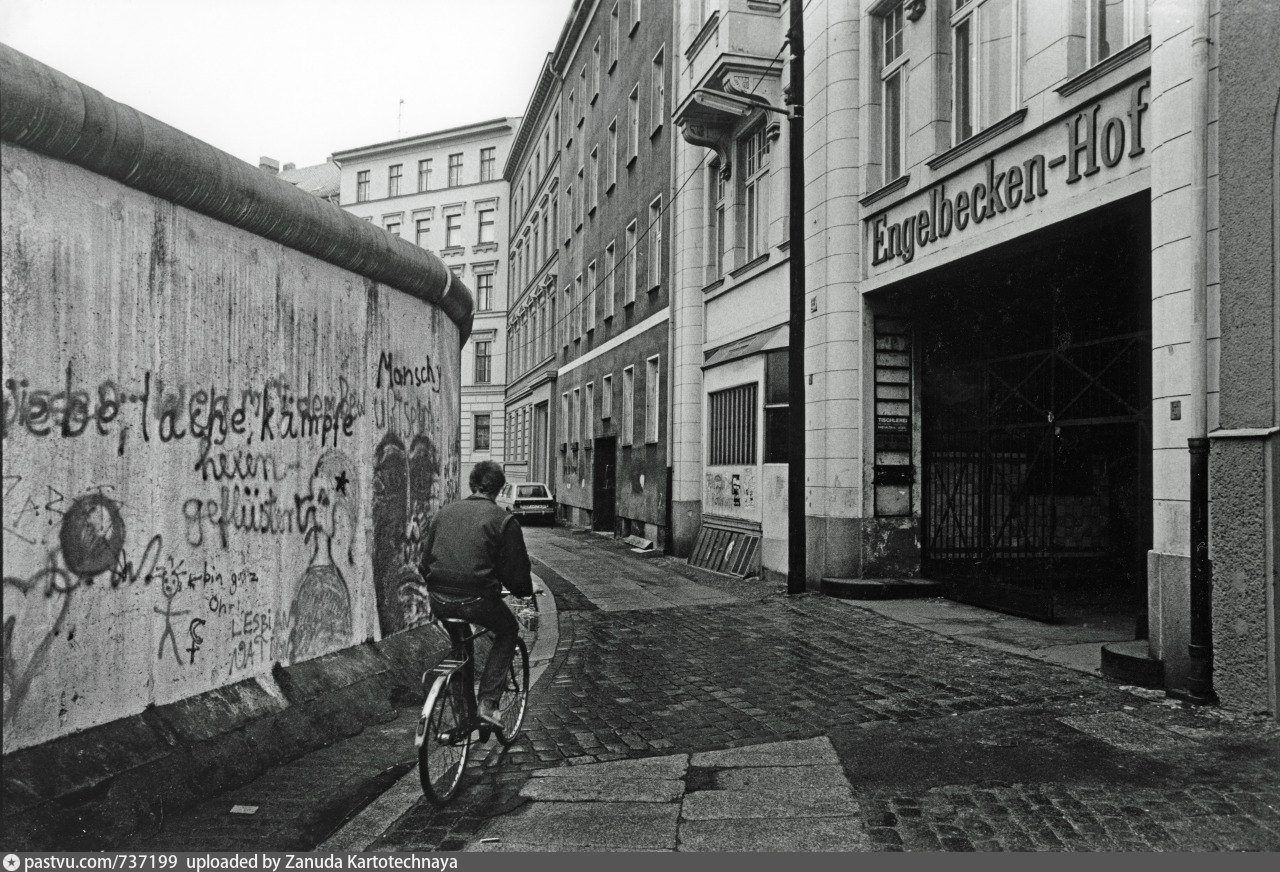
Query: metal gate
923 331 1150 621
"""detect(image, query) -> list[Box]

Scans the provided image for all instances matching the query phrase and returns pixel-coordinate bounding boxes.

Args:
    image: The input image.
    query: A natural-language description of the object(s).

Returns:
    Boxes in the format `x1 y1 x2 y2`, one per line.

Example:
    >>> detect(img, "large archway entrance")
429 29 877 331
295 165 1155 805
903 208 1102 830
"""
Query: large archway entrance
894 194 1152 622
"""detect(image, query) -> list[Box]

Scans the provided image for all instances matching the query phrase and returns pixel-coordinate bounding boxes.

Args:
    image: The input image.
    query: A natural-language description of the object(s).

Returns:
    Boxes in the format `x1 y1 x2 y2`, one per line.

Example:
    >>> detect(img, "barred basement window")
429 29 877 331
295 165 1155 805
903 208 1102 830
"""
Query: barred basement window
708 383 757 466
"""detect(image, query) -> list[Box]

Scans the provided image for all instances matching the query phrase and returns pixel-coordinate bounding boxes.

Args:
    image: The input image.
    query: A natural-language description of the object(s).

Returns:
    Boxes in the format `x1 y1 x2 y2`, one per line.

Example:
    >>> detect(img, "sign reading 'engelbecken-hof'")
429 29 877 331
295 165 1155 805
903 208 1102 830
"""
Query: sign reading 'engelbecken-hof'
867 77 1151 273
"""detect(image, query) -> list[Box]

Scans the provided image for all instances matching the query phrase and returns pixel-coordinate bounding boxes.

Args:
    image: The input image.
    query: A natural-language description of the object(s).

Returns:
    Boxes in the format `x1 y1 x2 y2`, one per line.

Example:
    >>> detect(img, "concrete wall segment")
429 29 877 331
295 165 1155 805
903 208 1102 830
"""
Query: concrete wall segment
0 44 473 341
2 65 464 752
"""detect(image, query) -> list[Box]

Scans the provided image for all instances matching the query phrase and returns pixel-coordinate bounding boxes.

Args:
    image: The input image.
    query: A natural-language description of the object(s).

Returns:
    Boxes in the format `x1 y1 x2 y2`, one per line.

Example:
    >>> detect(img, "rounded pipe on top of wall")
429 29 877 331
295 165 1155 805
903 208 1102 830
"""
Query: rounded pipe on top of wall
0 42 473 343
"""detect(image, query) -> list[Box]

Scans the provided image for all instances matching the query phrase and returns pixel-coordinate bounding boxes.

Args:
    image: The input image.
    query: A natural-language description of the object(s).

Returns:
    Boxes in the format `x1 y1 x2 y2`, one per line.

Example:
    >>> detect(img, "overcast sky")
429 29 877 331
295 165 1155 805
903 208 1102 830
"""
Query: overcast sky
0 0 576 168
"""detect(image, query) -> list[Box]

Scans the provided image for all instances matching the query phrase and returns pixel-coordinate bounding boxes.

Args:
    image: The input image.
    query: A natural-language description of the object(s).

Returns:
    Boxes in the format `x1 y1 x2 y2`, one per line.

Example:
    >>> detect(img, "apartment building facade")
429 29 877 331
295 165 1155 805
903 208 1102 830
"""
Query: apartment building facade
504 57 564 489
668 0 1273 713
334 119 519 484
508 0 675 545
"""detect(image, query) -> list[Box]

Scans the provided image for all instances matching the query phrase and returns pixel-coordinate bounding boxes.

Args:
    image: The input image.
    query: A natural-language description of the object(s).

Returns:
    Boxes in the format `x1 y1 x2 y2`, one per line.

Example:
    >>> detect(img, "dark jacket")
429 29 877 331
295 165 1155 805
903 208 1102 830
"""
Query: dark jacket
420 494 533 598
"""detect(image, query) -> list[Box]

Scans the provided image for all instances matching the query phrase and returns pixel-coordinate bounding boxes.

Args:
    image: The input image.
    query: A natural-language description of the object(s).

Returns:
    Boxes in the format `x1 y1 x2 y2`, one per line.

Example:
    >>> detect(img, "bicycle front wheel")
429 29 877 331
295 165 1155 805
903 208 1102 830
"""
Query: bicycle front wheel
417 675 471 803
494 637 530 746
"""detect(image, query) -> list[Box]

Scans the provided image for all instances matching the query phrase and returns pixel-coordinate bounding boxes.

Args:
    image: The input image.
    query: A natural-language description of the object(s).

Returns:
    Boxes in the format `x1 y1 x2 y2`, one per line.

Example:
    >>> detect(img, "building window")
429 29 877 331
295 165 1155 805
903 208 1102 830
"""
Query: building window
604 242 616 319
763 350 789 463
475 272 493 311
622 366 635 446
480 147 496 182
385 216 401 236
388 164 402 197
574 272 585 337
572 387 581 444
743 126 770 260
607 119 618 190
474 340 492 384
585 382 595 441
587 260 598 325
645 355 659 443
624 220 638 304
708 161 726 281
647 196 662 289
602 373 613 419
630 0 641 34
952 0 1019 144
592 39 601 100
708 383 757 466
589 147 599 212
448 152 463 187
446 213 463 248
610 3 620 69
418 159 432 192
478 208 496 244
628 86 640 161
563 285 572 347
651 47 665 133
356 170 370 202
880 2 906 183
415 216 431 247
561 392 571 447
474 413 491 451
1090 0 1150 66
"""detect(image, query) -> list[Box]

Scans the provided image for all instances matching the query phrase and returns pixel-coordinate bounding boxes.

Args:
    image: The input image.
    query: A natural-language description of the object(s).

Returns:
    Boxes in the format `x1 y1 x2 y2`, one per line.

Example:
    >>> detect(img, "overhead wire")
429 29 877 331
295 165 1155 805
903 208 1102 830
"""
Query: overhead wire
501 37 790 374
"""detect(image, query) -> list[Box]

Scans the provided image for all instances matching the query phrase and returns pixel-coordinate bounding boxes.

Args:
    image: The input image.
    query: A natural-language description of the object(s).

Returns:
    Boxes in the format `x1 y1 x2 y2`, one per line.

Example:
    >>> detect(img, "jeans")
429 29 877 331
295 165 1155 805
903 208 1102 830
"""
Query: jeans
430 592 519 710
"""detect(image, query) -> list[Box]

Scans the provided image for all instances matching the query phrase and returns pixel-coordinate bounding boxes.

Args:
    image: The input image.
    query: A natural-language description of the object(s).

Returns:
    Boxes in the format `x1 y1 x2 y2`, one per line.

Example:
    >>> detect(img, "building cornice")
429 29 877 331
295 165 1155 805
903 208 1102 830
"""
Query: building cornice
332 118 517 163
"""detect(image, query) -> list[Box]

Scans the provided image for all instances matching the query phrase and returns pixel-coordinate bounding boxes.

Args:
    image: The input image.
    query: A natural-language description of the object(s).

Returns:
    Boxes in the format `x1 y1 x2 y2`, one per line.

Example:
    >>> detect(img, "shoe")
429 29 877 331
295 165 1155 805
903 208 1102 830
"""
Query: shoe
477 701 503 737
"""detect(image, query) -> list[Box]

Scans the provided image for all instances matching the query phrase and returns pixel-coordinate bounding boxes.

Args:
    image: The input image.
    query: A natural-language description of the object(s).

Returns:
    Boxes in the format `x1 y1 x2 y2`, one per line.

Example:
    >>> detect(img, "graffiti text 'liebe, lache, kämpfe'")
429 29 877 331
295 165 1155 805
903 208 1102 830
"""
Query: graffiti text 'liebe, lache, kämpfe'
2 365 366 451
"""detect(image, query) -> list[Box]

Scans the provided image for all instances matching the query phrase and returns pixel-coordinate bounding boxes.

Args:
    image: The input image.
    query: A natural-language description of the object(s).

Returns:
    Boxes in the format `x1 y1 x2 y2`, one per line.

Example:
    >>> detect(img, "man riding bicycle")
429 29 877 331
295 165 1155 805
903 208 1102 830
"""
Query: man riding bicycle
419 459 534 731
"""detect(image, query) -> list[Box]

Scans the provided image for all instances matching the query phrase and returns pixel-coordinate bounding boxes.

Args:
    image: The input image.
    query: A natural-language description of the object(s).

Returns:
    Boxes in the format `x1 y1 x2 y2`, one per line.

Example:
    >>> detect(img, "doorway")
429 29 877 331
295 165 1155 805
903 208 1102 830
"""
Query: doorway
914 196 1152 622
593 436 618 532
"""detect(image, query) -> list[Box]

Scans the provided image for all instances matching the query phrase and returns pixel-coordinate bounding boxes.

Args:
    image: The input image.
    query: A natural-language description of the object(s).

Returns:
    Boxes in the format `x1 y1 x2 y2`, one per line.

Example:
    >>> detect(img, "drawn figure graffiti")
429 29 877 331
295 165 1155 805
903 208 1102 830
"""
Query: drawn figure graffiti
154 572 190 665
288 449 357 661
371 433 441 634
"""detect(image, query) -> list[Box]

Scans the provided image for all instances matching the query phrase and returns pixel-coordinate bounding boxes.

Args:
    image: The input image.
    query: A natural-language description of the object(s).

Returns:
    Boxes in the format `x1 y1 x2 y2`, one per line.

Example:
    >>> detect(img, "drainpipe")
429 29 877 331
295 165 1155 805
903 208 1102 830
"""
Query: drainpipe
1179 0 1216 705
786 0 806 594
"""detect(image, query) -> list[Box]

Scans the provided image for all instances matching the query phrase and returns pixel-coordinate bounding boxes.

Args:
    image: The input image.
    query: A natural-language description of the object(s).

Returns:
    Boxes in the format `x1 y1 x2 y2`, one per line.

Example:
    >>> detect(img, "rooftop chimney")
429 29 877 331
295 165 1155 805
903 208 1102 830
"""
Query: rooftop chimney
259 156 280 173
283 162 296 172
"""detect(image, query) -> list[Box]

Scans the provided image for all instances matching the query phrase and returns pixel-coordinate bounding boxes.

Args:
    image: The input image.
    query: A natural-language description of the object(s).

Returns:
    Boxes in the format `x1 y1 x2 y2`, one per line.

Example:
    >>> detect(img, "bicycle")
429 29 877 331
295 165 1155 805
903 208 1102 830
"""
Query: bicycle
414 591 537 804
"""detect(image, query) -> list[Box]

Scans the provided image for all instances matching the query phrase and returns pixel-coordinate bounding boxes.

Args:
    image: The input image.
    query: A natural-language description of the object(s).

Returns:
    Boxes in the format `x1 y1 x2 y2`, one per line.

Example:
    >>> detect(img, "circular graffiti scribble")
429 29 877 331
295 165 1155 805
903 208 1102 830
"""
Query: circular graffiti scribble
59 494 125 577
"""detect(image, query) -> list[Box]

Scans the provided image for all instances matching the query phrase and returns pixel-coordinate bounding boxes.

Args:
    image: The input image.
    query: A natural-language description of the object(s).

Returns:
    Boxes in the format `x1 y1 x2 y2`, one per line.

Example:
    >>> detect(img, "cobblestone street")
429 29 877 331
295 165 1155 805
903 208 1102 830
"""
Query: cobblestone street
360 528 1280 851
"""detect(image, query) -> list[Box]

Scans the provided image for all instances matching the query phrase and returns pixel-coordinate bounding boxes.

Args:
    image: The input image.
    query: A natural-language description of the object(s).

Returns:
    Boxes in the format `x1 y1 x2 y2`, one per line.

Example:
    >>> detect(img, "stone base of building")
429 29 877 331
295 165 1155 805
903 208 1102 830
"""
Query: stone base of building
1149 549 1192 695
670 499 703 558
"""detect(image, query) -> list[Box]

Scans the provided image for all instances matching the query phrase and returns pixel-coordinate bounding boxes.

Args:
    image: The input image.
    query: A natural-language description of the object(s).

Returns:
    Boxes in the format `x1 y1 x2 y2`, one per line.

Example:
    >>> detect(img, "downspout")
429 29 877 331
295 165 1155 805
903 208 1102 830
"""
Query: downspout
1179 0 1217 704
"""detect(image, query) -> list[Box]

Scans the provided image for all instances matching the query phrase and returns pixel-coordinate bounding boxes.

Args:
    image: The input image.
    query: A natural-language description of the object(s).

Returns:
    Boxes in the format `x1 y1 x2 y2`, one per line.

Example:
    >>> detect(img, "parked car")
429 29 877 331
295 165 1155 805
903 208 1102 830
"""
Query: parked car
496 482 556 525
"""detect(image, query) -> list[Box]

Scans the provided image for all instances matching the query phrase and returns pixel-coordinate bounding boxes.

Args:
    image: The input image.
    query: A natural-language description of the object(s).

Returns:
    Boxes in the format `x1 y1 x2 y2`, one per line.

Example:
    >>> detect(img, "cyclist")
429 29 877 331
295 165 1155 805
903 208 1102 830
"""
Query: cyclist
419 459 533 732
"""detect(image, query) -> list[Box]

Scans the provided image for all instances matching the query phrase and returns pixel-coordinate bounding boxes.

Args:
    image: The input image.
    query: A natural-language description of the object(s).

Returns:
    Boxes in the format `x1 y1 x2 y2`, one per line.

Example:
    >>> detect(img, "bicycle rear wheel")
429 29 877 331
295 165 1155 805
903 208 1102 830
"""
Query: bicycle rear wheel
417 675 471 803
494 637 529 746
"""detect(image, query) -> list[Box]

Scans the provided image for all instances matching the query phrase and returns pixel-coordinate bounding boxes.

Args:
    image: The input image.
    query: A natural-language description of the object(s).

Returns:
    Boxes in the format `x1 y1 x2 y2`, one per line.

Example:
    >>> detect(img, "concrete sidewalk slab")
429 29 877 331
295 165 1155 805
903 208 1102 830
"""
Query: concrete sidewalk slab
681 787 859 820
712 764 850 791
691 736 840 768
520 775 683 802
531 752 688 779
475 801 681 850
677 817 869 852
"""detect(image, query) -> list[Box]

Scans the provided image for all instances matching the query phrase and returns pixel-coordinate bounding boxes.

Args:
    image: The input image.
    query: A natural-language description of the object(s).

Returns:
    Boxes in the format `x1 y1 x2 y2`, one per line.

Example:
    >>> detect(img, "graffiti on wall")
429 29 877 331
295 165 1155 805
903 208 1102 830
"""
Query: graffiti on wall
705 468 758 512
370 352 444 635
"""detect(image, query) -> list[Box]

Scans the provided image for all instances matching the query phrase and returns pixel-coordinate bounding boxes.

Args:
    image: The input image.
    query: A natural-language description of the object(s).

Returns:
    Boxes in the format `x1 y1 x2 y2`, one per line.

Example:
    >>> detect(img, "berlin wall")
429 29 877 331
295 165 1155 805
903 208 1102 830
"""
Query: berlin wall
0 44 471 756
